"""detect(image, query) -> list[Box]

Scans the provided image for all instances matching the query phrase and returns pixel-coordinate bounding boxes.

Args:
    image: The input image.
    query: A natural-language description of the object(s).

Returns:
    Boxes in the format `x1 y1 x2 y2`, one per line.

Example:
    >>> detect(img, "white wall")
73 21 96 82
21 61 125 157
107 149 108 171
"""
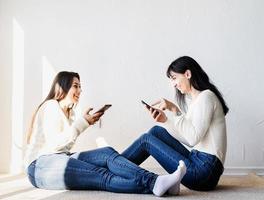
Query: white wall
1 0 264 174
0 0 12 172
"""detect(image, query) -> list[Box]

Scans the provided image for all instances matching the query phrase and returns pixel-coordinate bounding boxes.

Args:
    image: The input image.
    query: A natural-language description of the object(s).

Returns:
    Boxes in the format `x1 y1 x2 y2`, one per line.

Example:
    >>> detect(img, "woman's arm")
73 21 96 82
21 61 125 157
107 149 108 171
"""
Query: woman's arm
163 92 216 147
42 101 89 152
160 117 190 146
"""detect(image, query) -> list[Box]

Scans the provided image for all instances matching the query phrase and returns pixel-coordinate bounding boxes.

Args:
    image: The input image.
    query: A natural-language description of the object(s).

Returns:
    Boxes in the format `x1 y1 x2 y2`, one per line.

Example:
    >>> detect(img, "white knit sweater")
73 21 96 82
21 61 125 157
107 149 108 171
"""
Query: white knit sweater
24 100 89 168
162 90 227 164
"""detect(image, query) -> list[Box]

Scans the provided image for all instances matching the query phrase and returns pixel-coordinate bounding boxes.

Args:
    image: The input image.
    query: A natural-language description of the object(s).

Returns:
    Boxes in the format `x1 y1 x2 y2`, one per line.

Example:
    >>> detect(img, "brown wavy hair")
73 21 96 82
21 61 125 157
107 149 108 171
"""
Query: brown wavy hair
26 71 80 144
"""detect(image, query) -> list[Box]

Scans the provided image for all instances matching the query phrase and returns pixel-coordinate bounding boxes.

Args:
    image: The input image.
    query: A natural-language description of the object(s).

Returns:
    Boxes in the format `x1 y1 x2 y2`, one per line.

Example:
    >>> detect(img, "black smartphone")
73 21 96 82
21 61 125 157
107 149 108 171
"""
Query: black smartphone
141 100 151 109
141 100 160 118
94 104 112 114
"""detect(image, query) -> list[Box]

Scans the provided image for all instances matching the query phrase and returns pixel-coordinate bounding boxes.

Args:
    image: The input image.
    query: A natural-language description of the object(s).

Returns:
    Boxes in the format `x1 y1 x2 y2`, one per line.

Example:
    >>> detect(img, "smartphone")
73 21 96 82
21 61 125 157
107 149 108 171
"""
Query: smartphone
141 100 160 118
94 104 112 114
141 100 151 109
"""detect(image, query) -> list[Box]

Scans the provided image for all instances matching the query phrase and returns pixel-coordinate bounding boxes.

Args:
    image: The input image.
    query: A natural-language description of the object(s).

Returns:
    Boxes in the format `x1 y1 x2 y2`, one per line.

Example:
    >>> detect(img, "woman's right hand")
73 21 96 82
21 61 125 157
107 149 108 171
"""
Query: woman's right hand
83 108 104 125
152 98 180 114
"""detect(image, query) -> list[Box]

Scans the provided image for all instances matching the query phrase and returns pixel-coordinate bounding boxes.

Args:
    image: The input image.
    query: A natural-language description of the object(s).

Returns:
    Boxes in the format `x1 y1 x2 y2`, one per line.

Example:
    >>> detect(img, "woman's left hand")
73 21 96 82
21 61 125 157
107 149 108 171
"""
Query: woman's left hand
149 107 167 123
84 108 104 125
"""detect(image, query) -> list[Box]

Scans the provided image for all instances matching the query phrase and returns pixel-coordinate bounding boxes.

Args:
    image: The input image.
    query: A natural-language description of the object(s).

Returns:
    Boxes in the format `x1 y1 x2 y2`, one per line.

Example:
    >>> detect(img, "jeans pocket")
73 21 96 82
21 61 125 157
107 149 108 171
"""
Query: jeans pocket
197 152 217 167
191 151 206 166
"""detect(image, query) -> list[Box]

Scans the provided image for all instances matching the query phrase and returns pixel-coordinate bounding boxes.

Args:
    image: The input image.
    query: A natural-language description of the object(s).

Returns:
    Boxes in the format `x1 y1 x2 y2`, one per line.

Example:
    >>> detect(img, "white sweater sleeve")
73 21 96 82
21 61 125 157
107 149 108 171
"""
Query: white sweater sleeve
160 118 190 146
163 92 215 147
42 101 89 152
24 101 89 168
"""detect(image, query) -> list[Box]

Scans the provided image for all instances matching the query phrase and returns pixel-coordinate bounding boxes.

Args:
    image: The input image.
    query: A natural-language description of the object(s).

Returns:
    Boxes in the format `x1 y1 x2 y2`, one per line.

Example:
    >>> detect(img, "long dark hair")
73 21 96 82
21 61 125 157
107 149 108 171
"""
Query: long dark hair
26 71 80 144
166 56 229 115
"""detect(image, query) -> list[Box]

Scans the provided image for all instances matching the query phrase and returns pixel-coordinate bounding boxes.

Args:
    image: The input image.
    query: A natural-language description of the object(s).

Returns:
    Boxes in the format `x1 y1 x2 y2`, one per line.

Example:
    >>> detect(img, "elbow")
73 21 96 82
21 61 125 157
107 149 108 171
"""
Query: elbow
187 141 196 147
187 137 200 147
185 127 203 147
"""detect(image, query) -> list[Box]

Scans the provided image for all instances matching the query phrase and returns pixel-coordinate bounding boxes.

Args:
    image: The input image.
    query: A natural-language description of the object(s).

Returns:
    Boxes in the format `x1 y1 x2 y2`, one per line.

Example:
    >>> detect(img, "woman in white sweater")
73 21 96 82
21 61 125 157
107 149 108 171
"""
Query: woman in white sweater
24 71 187 196
122 56 229 191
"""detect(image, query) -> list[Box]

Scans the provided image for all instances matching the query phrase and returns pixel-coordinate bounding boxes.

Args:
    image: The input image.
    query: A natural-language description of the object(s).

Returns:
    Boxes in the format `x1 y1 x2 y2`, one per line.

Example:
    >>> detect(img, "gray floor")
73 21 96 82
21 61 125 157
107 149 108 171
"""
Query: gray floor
1 174 264 200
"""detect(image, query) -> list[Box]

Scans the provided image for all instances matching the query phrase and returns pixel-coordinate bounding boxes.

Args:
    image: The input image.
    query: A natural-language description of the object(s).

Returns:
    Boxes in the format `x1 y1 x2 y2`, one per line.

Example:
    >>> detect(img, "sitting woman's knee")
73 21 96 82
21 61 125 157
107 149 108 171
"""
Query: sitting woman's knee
102 146 117 154
148 125 166 136
140 133 149 140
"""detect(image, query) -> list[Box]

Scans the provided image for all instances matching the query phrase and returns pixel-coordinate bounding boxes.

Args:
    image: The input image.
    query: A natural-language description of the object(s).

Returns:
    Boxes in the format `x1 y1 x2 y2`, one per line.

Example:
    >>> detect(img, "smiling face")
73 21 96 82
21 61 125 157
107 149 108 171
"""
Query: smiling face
169 70 192 94
64 77 82 104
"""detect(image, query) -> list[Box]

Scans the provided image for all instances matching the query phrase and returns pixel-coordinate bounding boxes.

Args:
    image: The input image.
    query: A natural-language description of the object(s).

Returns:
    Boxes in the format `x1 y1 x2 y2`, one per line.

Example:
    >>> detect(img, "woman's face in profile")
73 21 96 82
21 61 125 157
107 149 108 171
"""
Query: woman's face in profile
169 71 191 94
65 77 82 104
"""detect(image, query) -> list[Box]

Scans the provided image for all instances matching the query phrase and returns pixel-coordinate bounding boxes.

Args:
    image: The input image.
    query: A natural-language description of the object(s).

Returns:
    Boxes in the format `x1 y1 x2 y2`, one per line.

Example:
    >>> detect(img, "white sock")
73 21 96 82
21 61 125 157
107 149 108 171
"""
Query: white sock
168 160 187 195
152 160 186 197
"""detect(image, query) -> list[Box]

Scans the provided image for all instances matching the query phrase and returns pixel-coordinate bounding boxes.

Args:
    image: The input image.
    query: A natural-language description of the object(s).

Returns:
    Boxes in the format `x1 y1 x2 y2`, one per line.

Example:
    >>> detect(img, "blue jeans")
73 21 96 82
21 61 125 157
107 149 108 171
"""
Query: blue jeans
122 126 224 191
27 147 157 193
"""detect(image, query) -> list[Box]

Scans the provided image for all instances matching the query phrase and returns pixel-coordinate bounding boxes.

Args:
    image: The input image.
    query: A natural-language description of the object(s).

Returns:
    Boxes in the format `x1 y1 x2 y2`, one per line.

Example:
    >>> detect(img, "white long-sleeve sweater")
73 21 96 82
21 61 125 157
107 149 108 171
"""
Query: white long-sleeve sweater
24 100 89 168
162 90 227 164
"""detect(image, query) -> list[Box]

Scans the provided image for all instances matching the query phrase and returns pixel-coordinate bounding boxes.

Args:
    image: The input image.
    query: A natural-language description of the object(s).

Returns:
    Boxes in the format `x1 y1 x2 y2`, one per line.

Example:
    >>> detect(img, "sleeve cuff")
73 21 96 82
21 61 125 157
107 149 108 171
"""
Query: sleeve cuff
172 113 184 125
160 117 176 134
73 117 89 133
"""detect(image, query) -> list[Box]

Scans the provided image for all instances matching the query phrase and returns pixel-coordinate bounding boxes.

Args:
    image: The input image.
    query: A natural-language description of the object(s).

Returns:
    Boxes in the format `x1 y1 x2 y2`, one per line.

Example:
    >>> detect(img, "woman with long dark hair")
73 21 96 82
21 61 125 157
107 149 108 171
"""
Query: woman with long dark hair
24 71 186 196
122 56 228 192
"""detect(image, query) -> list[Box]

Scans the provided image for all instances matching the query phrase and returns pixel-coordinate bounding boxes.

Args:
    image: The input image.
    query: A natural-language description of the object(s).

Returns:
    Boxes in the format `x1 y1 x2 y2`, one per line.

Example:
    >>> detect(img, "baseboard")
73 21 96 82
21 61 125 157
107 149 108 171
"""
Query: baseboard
224 167 264 176
146 166 264 176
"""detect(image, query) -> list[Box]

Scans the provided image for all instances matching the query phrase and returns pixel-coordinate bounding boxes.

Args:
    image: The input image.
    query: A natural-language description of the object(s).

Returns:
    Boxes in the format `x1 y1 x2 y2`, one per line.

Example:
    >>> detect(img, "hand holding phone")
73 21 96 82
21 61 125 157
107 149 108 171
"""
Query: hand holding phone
93 104 112 114
141 100 167 123
141 100 160 117
85 104 112 125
